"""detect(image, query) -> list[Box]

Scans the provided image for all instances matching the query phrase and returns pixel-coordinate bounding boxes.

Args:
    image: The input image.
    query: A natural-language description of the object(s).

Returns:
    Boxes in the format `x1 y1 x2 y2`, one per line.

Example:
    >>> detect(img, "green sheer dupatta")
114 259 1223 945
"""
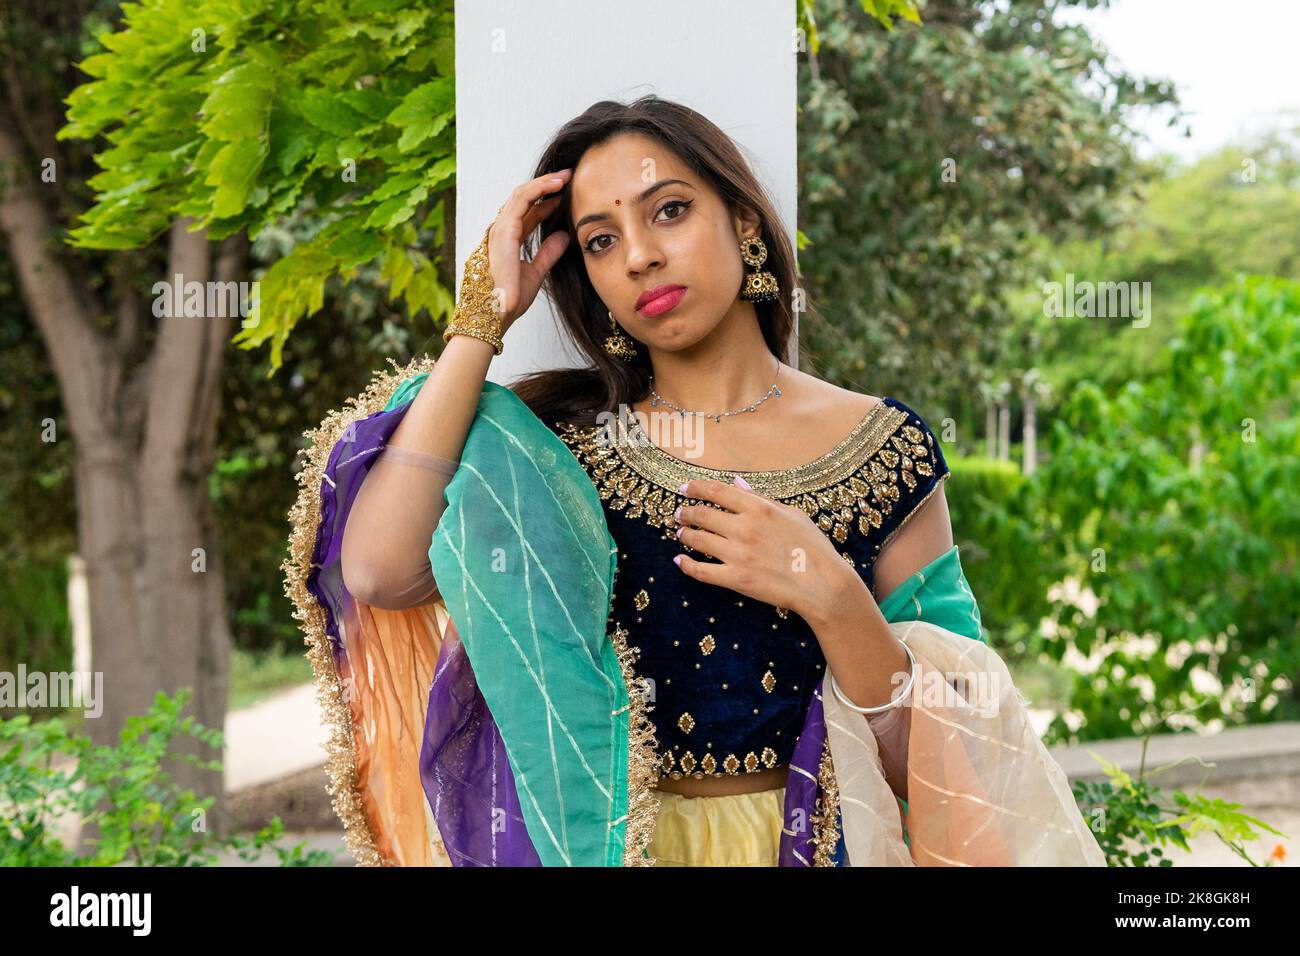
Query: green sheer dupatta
424 381 659 866
878 546 984 642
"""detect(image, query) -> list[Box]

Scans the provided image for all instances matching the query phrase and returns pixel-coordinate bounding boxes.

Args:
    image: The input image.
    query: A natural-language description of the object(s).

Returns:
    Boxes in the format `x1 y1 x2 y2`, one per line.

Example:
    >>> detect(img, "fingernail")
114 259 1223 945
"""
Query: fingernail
675 527 682 538
673 507 682 521
673 555 683 567
735 475 753 491
678 482 688 494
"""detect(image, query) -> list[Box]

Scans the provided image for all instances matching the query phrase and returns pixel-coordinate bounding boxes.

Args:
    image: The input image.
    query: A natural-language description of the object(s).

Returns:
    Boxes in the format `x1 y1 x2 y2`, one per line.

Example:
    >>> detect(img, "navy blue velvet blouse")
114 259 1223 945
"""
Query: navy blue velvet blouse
549 397 949 782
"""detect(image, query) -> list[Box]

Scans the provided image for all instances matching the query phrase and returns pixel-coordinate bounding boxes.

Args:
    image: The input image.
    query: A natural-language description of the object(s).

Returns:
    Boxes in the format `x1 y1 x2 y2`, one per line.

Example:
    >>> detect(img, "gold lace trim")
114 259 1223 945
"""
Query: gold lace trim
610 622 663 866
811 728 842 866
284 355 439 867
619 400 903 495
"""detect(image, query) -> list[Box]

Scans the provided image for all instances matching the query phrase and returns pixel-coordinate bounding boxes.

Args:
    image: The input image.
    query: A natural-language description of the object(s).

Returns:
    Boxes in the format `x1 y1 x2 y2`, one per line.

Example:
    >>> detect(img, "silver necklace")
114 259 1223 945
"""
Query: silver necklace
648 359 783 424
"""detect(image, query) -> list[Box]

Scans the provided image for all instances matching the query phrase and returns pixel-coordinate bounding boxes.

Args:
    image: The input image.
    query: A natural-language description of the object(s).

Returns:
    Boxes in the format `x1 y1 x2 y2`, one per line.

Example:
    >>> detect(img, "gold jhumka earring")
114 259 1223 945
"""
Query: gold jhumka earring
737 236 779 303
603 309 638 361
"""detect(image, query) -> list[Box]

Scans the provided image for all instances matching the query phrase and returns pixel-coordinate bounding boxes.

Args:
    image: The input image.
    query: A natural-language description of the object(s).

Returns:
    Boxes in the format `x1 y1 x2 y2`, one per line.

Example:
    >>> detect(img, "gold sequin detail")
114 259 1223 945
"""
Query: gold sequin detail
556 402 920 549
744 752 759 772
700 753 717 774
680 751 696 773
699 634 715 655
775 606 790 619
761 670 776 693
678 712 695 734
762 747 778 768
723 754 740 774
607 611 662 866
634 588 649 611
811 733 842 867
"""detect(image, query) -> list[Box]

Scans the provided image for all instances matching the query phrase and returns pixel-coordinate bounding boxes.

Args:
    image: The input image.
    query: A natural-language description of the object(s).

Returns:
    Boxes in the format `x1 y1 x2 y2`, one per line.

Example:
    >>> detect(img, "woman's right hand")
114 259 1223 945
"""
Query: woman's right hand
487 168 573 329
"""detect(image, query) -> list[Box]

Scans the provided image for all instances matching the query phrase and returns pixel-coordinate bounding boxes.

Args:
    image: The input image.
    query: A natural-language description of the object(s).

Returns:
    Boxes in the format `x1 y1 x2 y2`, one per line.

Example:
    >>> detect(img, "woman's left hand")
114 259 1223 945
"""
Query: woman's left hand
672 476 859 622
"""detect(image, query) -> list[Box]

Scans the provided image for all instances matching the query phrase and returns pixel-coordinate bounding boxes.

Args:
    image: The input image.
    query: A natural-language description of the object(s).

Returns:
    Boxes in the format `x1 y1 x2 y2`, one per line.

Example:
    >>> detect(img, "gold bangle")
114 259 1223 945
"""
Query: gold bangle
443 223 505 355
442 326 504 354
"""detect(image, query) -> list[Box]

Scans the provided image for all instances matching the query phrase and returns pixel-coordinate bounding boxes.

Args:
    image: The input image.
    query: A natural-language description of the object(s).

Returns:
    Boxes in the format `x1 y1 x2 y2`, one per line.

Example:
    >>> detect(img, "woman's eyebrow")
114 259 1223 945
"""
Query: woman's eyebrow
573 179 693 230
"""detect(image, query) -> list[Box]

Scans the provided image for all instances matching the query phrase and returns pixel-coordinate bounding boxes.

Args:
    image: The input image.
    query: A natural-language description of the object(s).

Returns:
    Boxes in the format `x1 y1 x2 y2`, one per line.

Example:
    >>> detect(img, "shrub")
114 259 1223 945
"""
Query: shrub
1034 276 1300 741
0 688 333 866
946 454 1059 642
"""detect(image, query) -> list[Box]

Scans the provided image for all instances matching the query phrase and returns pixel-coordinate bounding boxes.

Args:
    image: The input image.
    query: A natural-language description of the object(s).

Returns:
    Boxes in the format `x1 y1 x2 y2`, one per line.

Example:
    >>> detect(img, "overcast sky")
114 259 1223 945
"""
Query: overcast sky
1059 0 1300 163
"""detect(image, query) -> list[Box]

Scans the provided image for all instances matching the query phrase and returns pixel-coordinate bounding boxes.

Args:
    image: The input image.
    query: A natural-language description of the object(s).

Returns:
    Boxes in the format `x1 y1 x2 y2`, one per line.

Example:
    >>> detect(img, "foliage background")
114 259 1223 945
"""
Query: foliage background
1 0 1296 752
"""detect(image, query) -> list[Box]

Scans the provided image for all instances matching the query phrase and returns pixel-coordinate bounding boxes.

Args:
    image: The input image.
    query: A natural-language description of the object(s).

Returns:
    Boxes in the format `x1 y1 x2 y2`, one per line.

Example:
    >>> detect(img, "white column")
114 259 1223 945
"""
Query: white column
998 402 1011 461
455 0 798 385
68 554 92 676
985 403 997 459
1022 395 1036 476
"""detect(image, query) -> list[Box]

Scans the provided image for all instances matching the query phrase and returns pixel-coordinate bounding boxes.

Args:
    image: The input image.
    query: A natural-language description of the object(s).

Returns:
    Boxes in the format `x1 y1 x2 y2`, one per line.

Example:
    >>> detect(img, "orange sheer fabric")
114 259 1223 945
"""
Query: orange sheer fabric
338 592 454 866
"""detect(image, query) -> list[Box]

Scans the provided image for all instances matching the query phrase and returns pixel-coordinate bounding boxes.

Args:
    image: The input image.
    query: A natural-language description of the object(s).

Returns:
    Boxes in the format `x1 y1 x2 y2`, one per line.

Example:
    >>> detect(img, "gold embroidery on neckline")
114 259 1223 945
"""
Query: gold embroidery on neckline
554 400 934 550
605 400 905 498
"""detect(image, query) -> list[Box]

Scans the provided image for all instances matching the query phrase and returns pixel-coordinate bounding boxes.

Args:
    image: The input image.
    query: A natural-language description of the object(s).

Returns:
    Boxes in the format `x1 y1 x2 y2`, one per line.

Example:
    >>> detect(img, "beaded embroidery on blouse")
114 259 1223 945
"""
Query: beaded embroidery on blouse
556 399 938 552
553 398 946 780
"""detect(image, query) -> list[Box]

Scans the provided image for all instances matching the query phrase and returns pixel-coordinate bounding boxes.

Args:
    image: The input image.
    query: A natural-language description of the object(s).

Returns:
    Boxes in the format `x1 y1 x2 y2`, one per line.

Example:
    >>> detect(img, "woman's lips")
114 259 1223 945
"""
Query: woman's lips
636 286 687 317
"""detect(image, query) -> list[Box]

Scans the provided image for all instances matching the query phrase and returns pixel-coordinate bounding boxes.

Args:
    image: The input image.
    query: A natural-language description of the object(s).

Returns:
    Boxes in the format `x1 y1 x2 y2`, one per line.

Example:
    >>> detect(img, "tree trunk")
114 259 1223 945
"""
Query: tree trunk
137 224 242 835
2 117 242 846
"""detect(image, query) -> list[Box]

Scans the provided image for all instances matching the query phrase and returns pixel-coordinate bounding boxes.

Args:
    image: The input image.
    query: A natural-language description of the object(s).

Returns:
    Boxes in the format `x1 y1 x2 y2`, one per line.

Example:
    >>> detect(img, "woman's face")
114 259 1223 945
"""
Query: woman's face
568 133 758 352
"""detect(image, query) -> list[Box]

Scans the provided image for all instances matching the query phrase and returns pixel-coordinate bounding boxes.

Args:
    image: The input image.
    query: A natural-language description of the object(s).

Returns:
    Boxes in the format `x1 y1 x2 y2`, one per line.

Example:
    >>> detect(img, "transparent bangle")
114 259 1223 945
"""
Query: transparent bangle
829 640 917 714
379 444 459 476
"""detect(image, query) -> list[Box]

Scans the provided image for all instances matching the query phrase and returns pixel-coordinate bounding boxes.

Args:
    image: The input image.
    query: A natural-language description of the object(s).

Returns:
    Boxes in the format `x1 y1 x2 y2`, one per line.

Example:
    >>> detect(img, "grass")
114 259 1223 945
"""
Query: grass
228 645 315 711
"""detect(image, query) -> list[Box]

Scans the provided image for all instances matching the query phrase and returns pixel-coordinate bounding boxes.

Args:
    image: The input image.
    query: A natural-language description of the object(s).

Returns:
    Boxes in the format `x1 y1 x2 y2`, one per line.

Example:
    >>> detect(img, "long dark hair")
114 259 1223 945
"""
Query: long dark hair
508 95 809 427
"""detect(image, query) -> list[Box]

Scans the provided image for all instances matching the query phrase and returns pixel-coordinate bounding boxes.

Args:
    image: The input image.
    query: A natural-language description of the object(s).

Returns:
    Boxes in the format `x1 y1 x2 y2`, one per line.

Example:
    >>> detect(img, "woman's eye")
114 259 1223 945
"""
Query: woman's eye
583 200 692 256
656 199 692 221
584 234 613 255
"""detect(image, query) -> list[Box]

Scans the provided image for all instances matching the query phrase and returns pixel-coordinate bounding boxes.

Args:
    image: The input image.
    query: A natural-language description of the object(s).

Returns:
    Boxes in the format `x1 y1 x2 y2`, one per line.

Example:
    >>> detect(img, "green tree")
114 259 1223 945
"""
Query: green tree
60 0 457 368
1024 126 1300 400
1034 276 1300 742
0 2 454 822
796 0 1179 430
0 1 250 814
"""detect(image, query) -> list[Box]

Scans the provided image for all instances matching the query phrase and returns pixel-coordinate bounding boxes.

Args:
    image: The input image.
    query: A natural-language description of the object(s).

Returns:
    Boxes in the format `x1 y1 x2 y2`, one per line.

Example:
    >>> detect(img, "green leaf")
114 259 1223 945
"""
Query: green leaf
326 228 385 271
387 78 454 153
200 62 275 141
208 137 269 219
296 88 372 136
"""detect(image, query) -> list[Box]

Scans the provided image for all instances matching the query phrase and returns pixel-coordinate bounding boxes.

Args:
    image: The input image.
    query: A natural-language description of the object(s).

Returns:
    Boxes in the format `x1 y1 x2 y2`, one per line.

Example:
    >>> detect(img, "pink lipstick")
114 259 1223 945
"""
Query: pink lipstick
636 285 687 317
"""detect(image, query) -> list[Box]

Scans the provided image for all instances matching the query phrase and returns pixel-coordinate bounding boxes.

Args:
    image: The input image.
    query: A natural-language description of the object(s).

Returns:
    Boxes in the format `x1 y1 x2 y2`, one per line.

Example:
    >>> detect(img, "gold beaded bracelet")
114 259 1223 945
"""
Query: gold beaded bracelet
442 223 505 355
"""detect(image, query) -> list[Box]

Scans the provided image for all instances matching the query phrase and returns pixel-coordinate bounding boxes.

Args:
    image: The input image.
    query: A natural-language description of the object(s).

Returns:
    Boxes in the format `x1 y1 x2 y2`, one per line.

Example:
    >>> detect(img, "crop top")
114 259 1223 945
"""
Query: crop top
338 393 949 797
548 397 948 786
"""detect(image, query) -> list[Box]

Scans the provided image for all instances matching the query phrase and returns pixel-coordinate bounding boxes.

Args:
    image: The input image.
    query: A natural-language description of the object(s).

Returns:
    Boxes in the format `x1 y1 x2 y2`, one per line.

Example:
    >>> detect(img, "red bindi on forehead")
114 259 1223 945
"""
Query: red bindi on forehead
614 198 621 205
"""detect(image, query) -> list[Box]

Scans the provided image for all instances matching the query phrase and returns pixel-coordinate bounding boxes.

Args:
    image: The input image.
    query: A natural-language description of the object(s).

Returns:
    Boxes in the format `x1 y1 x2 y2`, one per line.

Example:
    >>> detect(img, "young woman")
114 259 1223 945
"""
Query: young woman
286 95 1105 867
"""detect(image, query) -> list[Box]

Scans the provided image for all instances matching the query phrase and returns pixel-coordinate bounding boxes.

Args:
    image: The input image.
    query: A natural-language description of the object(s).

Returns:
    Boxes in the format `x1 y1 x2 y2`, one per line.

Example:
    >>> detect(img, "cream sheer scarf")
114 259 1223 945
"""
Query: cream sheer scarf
824 619 1106 866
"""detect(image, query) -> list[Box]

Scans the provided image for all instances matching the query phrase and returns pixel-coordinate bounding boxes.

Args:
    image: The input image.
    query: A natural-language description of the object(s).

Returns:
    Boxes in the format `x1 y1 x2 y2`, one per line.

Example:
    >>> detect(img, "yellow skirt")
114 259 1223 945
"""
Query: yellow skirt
648 786 786 866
